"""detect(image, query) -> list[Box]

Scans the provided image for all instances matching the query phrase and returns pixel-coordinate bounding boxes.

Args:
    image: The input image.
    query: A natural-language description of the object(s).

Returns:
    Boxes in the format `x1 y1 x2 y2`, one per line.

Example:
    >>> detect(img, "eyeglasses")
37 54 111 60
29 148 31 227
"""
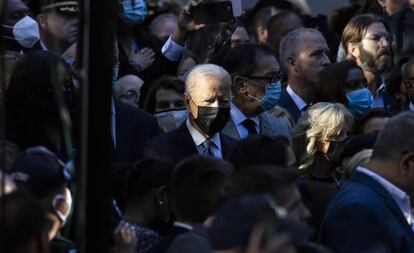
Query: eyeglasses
362 33 393 45
244 72 284 86
120 90 139 102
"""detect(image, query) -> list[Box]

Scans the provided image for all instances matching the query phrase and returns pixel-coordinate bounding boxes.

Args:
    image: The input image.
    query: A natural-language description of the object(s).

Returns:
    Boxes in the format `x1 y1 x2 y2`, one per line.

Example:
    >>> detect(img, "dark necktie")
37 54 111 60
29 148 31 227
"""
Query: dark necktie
201 140 214 156
241 119 258 135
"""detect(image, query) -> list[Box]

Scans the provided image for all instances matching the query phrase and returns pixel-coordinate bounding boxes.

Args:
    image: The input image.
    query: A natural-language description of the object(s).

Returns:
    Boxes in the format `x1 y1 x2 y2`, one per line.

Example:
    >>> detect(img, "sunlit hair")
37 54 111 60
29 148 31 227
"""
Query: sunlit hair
341 149 372 180
292 102 354 171
185 63 231 96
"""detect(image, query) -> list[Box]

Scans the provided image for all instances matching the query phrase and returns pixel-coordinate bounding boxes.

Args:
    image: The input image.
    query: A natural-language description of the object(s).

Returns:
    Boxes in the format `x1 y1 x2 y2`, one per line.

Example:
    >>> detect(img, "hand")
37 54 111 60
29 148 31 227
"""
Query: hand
113 220 137 253
129 47 155 71
245 224 294 253
171 0 206 45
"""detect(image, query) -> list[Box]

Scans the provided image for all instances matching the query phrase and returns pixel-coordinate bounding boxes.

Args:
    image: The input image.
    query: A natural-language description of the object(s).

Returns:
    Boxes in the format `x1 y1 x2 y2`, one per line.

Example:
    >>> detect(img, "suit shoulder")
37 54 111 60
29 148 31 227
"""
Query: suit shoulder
167 230 211 253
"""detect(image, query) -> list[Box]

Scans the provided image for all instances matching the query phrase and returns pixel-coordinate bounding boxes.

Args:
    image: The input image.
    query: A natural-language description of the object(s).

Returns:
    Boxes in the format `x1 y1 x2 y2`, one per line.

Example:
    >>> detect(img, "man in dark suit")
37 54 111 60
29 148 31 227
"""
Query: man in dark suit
143 64 237 164
320 111 414 253
221 44 292 140
278 28 330 123
150 155 232 253
113 99 162 164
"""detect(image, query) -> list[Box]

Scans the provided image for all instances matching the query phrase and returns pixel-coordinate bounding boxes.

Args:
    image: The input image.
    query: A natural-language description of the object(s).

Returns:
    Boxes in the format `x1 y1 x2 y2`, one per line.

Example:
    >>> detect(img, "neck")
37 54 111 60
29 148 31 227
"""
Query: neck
288 77 315 104
123 205 153 228
233 96 258 117
364 70 380 95
308 153 337 178
42 36 69 55
46 213 61 241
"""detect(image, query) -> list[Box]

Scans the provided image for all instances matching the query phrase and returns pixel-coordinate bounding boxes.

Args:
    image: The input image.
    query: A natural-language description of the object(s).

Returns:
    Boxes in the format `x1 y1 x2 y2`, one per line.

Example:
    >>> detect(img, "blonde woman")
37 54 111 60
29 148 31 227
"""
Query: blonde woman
292 102 353 231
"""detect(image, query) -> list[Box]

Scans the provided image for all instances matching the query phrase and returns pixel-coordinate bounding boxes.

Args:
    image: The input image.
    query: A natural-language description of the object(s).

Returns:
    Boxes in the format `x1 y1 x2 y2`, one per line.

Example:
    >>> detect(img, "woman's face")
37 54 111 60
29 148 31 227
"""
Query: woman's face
345 68 367 93
154 88 185 112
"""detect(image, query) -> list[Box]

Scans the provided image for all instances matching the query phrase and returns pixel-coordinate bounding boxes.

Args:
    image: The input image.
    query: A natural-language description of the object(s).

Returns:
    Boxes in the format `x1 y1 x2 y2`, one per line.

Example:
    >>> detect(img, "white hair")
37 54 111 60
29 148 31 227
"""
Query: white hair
185 64 232 96
279 28 323 69
341 149 373 180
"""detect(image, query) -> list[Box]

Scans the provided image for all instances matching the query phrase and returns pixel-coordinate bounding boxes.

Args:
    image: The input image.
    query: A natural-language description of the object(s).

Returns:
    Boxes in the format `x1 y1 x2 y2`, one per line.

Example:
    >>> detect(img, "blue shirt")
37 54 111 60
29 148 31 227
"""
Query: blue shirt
185 119 222 159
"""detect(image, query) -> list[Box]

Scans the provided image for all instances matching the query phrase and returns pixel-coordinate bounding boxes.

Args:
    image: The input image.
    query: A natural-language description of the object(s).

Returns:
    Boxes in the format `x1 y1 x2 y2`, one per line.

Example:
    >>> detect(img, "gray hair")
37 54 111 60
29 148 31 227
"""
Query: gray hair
185 64 232 96
279 28 323 69
372 112 414 161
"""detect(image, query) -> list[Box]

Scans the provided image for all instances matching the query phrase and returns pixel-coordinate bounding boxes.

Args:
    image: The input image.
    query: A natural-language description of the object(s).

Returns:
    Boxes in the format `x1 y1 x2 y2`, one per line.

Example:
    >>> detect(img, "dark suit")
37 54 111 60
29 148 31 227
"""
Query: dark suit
166 224 212 253
319 171 414 253
278 87 302 123
114 100 162 164
390 8 414 64
149 225 190 253
143 123 238 164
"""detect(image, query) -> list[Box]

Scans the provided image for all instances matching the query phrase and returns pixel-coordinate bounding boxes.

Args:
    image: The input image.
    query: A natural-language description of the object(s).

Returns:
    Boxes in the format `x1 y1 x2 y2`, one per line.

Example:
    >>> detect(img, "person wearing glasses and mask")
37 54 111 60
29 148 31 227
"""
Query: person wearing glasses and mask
342 14 394 111
221 44 291 140
143 64 237 164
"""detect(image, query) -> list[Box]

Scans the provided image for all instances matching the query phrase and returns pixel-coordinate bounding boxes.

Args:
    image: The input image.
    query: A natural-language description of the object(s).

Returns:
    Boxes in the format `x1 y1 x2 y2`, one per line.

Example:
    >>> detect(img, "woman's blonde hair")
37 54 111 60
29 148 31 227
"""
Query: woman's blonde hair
292 102 354 171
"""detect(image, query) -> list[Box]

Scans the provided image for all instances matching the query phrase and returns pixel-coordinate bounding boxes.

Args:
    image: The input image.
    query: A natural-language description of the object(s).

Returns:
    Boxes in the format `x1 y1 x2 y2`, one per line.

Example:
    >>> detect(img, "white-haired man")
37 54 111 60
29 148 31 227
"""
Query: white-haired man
143 64 237 164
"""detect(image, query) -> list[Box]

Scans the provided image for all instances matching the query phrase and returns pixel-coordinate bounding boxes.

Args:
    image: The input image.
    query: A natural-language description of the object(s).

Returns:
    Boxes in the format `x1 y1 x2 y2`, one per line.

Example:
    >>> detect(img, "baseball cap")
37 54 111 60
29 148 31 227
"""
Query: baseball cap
10 146 72 199
42 0 79 15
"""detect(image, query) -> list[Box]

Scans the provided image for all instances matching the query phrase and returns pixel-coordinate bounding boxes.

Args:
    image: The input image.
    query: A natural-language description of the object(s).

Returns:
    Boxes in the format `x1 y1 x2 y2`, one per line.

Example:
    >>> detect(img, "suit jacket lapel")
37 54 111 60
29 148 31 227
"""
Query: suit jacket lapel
351 171 413 233
222 118 242 140
278 88 301 122
174 123 199 155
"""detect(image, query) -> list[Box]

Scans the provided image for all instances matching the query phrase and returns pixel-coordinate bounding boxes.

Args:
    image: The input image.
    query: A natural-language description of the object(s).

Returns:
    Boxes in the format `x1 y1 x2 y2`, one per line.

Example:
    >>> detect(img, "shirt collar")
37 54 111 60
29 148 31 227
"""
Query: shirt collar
230 103 259 127
174 221 193 230
186 119 221 149
356 166 413 225
287 85 308 111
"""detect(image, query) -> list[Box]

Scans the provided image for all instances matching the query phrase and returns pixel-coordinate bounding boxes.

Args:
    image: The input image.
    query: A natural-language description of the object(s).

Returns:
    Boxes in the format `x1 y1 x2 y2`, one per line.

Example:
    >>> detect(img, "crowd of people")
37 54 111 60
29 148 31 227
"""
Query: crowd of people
1 0 414 252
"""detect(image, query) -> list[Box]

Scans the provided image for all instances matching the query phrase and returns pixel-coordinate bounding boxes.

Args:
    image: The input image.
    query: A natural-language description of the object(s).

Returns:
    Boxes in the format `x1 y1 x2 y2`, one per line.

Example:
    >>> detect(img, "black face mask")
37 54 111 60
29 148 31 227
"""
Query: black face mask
193 106 230 136
325 138 348 165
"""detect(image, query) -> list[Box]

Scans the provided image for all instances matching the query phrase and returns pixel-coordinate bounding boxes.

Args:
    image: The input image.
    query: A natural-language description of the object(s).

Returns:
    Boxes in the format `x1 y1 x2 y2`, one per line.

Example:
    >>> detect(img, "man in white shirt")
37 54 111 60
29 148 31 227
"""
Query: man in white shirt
278 28 330 122
320 111 414 253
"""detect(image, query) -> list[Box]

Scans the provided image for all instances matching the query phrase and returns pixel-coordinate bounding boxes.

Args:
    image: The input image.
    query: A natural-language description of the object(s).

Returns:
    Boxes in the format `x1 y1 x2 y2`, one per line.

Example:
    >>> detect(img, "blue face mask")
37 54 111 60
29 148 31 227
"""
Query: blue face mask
248 80 282 112
346 88 373 118
118 0 147 26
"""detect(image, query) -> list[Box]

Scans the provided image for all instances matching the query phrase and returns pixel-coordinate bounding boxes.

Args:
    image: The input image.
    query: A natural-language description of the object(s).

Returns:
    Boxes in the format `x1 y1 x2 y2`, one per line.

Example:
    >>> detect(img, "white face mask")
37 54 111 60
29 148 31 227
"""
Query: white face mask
1 16 40 48
155 109 188 132
52 188 73 228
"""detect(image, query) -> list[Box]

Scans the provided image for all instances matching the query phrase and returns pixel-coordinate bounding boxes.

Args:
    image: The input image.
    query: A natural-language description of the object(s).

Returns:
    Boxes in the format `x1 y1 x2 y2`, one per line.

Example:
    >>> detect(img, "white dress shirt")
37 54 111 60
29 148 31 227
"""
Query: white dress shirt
230 103 260 139
357 166 414 230
186 119 222 159
174 221 193 230
161 36 185 62
286 85 308 114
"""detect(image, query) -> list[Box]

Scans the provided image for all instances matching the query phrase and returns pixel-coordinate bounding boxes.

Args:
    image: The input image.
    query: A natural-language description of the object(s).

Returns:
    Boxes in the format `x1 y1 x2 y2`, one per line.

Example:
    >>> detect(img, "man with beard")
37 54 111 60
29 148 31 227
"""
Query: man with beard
342 14 394 110
143 64 237 164
278 28 331 122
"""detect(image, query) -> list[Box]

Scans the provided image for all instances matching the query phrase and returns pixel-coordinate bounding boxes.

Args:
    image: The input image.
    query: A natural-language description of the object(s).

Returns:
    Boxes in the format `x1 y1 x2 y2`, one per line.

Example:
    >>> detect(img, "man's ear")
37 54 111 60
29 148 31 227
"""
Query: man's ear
286 56 297 73
233 75 248 95
37 14 48 31
347 42 360 60
399 152 414 177
376 0 386 9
